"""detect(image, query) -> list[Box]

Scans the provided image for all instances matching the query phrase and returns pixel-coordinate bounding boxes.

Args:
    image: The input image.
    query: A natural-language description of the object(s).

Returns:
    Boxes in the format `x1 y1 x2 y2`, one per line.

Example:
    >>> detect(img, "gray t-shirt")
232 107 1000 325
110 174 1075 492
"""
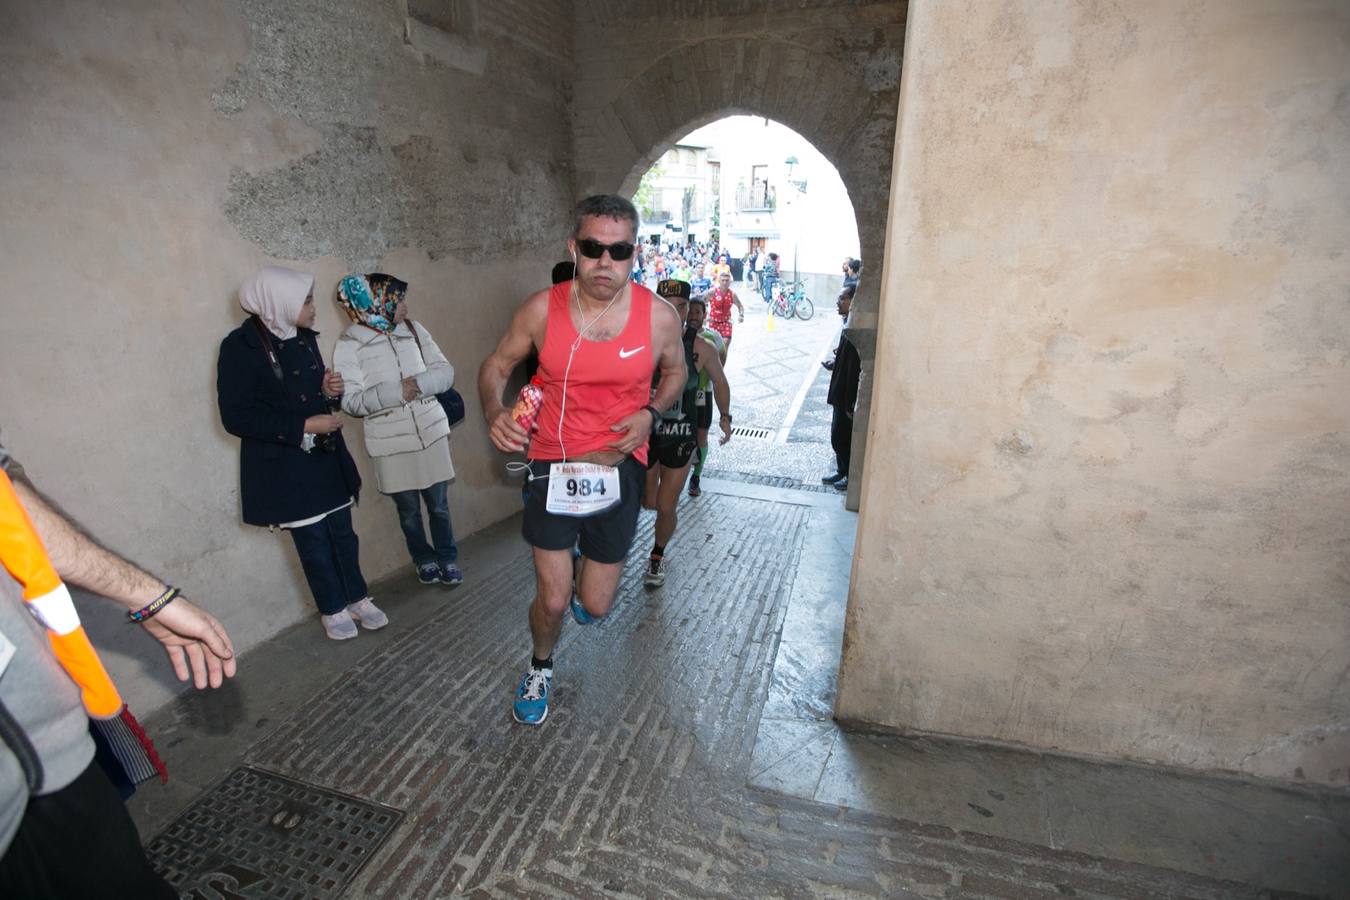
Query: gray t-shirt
0 429 95 854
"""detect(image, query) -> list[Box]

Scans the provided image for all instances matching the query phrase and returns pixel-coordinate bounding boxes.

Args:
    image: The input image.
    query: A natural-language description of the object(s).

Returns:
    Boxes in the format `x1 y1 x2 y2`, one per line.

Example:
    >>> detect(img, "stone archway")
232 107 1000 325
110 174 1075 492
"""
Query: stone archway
570 16 907 506
574 36 896 293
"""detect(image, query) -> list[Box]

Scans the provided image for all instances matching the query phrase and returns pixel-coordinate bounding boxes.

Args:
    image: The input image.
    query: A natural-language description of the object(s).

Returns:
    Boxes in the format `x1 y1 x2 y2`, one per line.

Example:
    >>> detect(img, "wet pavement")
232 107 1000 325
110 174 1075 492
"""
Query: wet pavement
124 282 1350 897
129 479 1348 898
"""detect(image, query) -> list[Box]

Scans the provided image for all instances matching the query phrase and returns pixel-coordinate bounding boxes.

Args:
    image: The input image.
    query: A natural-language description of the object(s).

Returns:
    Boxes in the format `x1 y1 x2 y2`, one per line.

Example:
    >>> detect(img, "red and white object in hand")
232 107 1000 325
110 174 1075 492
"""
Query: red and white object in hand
511 382 544 435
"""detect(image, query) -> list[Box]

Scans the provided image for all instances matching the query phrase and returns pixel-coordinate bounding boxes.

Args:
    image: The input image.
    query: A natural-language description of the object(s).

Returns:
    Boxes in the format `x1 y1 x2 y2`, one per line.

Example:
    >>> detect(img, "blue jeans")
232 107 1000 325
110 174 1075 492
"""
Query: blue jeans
390 480 457 568
287 506 368 615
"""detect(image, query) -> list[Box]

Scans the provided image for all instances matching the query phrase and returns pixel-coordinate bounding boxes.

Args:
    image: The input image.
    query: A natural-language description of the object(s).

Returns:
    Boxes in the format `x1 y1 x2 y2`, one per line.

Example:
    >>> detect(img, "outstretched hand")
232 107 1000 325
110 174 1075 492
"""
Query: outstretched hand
139 596 237 689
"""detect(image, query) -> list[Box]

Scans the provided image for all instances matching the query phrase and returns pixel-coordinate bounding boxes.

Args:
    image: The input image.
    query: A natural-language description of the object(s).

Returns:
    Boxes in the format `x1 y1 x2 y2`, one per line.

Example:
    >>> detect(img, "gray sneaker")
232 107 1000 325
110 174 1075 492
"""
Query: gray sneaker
346 597 388 630
643 556 667 588
321 609 358 641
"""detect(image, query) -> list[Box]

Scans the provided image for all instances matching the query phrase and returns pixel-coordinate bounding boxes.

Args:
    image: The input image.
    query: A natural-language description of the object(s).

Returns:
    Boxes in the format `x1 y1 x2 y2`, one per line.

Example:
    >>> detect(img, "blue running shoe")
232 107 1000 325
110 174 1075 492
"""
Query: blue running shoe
512 667 552 725
416 563 440 585
570 593 601 625
439 563 464 586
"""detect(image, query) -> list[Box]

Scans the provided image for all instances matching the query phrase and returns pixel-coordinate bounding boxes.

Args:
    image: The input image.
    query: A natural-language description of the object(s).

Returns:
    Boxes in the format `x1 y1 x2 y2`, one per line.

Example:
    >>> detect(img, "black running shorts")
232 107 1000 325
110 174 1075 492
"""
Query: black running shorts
646 436 697 470
521 456 645 565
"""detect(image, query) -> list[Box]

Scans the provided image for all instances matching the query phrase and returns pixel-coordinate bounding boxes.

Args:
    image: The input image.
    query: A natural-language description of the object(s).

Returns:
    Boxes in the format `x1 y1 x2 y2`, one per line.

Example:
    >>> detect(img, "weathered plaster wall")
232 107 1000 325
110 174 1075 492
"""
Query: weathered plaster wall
569 0 907 501
0 0 574 713
837 0 1350 785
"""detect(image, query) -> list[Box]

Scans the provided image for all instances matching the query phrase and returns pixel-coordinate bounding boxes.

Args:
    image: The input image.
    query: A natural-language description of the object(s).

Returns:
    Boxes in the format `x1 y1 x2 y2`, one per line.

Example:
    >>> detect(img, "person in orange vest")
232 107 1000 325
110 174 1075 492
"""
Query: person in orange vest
0 429 235 897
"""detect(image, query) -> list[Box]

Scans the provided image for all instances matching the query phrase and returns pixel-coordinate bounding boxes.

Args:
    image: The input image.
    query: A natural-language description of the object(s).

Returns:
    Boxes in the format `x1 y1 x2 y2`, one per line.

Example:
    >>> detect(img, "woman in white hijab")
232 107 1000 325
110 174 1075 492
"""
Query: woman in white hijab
216 266 388 641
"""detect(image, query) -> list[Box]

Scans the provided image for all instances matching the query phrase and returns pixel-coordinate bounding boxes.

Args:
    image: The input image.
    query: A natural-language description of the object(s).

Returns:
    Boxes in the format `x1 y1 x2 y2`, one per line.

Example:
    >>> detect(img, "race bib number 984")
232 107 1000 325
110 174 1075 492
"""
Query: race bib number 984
546 462 621 517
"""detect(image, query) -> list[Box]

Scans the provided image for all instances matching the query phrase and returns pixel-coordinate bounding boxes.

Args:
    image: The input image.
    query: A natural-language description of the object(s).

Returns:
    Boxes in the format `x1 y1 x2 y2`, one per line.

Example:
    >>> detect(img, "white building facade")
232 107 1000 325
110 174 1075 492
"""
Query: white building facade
636 141 720 247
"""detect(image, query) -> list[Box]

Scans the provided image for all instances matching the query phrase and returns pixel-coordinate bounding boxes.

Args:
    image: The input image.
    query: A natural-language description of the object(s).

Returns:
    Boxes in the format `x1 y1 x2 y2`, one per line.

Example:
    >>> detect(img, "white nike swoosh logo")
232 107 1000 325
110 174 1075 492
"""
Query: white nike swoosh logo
618 346 645 358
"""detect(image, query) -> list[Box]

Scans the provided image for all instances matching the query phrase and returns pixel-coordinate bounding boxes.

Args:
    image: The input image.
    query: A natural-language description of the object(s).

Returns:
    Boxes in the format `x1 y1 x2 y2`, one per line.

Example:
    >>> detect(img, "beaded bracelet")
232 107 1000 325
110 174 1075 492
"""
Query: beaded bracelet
127 586 180 623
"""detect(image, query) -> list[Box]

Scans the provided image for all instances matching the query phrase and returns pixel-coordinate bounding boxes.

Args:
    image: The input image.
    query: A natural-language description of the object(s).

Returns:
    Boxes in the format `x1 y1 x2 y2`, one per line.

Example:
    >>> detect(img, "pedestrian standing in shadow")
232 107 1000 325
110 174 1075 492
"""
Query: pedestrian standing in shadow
823 283 860 492
217 266 387 641
333 273 463 588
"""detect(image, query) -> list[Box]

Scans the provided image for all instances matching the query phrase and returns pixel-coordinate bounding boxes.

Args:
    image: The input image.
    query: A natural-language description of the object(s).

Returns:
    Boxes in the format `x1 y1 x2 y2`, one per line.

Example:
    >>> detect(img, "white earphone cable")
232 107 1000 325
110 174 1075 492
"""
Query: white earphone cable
557 262 627 463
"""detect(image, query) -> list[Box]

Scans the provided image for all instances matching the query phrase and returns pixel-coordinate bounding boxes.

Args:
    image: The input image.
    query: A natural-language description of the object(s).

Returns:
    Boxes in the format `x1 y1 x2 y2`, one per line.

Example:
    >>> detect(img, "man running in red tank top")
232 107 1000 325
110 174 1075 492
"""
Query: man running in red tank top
479 194 686 726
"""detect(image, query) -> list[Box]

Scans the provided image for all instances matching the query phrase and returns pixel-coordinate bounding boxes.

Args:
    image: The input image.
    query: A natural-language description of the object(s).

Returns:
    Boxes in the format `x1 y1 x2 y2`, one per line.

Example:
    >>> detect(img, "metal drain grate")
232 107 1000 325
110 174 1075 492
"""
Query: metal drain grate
700 469 838 493
729 425 773 439
145 766 403 899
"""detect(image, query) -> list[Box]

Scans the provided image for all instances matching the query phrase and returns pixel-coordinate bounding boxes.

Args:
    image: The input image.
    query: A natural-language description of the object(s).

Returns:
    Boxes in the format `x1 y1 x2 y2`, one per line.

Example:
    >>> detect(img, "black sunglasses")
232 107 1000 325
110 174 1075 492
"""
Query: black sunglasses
575 238 636 261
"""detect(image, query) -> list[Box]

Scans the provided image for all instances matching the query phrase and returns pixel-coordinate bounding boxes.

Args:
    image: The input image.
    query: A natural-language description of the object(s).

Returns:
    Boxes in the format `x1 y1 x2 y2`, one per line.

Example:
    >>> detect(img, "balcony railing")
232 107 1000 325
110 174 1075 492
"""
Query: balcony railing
646 209 673 224
735 182 776 211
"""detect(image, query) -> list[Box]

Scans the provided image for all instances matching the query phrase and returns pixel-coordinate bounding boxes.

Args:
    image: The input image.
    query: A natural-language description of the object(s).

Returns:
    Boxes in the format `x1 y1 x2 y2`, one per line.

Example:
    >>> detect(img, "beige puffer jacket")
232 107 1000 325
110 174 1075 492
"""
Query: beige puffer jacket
333 321 455 459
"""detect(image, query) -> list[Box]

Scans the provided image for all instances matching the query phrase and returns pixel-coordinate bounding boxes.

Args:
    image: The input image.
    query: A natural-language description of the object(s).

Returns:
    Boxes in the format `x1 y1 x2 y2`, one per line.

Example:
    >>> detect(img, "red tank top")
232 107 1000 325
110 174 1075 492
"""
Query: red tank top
529 281 654 465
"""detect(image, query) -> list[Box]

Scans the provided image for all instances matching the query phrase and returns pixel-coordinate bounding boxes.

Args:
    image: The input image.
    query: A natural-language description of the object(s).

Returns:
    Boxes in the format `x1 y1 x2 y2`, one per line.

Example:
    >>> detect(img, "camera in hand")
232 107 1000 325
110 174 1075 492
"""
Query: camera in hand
313 432 338 453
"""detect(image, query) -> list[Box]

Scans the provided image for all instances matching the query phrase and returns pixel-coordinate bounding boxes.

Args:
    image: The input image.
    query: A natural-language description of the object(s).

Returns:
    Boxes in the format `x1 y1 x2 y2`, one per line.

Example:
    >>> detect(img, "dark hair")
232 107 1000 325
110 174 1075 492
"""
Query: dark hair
847 258 862 275
573 194 640 238
688 297 707 309
551 260 575 284
768 252 779 260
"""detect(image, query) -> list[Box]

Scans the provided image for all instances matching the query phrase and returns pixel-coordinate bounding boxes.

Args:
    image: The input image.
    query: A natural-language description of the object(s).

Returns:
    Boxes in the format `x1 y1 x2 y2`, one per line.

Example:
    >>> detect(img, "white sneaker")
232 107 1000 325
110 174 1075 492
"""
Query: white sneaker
321 609 358 640
346 597 389 630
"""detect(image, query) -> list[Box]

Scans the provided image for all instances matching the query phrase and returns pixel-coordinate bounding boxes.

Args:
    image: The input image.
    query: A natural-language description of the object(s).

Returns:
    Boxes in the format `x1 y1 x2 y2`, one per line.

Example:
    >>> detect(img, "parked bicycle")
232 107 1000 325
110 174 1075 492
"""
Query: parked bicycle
769 280 815 321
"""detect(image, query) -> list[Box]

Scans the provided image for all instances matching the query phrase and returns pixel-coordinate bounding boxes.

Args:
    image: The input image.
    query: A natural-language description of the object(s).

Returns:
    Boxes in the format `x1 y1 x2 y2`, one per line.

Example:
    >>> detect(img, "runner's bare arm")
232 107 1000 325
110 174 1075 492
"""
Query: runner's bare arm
696 337 733 445
479 290 547 453
649 300 688 414
606 298 685 453
732 292 744 321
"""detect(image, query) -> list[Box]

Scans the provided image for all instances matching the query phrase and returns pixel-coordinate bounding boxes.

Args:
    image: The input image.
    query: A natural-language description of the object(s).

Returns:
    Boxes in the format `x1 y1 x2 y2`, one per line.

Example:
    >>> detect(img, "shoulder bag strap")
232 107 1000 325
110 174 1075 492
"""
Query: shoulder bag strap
405 320 429 367
250 316 284 383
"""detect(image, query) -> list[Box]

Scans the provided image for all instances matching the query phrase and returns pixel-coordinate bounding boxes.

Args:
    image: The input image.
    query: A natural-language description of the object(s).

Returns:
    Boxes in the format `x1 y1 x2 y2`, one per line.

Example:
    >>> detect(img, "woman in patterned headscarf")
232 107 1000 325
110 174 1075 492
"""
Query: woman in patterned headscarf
333 274 463 588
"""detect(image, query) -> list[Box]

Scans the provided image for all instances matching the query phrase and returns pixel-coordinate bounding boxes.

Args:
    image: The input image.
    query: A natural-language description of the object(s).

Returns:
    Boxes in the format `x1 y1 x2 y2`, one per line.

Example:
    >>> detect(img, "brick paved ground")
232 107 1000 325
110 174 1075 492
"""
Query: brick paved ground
228 492 1303 899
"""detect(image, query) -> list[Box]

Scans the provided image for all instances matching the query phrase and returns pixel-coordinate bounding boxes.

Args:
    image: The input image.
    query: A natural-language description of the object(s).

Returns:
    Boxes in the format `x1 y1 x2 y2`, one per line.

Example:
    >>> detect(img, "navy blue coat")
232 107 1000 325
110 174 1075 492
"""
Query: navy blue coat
217 318 361 526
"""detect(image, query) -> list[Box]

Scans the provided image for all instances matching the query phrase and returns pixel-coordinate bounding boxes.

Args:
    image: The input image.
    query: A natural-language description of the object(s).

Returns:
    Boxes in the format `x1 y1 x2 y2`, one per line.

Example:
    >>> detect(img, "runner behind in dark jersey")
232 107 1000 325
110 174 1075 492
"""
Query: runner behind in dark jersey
685 297 726 497
642 279 732 587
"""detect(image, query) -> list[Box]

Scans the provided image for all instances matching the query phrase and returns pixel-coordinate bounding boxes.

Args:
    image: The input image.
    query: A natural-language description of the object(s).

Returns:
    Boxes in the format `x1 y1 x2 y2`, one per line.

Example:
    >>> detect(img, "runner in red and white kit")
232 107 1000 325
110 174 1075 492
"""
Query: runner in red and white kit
479 194 685 726
705 270 744 356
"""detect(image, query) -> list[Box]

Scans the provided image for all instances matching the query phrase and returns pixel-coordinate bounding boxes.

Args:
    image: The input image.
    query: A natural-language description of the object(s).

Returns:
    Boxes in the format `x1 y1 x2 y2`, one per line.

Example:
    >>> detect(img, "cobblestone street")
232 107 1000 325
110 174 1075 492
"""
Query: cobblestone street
134 478 1345 898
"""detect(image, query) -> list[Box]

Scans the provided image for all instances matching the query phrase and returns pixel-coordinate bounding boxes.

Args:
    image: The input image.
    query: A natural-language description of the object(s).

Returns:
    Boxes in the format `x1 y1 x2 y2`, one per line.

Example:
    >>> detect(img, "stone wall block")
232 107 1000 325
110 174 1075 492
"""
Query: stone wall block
838 0 1350 787
0 0 578 716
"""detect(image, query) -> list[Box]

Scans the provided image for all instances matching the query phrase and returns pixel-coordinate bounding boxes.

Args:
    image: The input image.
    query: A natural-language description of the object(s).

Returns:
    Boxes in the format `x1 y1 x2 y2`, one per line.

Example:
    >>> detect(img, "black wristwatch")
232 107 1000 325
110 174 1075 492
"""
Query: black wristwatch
643 404 662 427
721 413 733 423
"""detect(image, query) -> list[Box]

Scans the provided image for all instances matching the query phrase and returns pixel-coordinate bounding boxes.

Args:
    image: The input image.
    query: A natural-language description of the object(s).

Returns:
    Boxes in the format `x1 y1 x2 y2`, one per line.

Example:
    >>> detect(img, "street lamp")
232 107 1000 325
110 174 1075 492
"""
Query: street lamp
780 157 809 284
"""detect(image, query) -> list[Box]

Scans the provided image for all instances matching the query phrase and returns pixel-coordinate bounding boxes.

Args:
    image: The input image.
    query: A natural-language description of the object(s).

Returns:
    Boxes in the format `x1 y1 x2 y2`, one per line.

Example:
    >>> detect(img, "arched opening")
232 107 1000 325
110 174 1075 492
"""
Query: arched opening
622 114 861 489
616 115 865 801
577 35 900 519
569 28 901 811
